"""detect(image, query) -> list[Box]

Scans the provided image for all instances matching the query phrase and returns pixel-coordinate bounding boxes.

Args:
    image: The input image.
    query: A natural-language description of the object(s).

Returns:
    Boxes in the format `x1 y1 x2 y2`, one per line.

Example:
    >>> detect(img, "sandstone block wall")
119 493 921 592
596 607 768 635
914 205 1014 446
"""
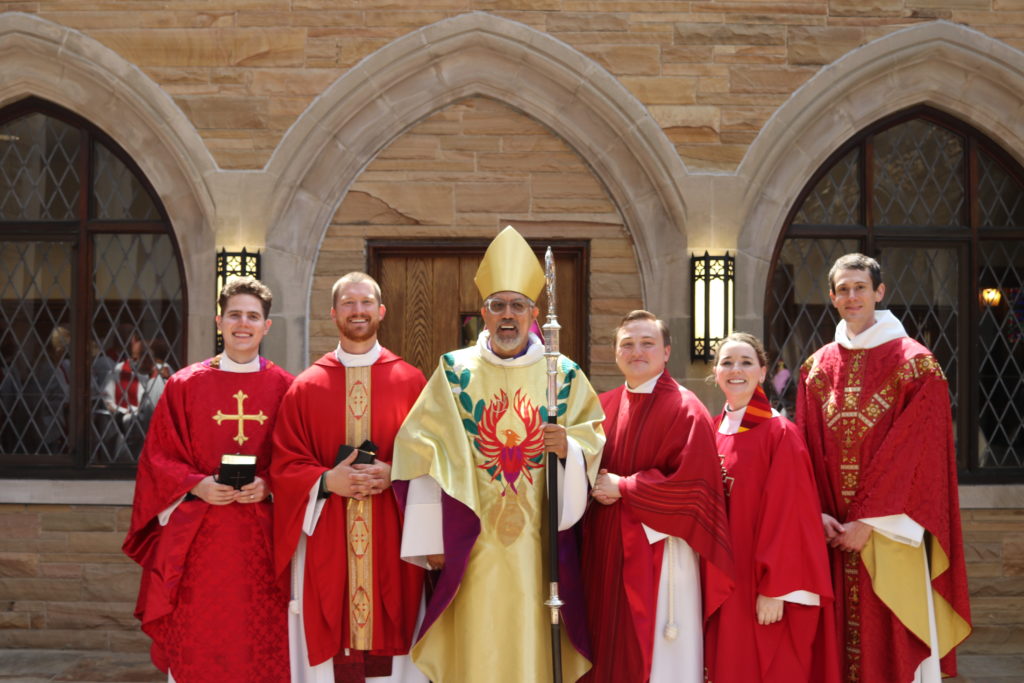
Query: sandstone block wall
12 2 1024 171
1 503 1020 661
311 96 641 391
0 504 146 652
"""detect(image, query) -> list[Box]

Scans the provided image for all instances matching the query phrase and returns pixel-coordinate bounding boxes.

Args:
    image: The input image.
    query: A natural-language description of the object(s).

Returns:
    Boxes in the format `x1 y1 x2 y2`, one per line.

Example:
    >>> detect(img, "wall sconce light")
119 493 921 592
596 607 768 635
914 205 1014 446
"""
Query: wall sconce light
691 251 734 363
215 247 261 353
981 287 1002 307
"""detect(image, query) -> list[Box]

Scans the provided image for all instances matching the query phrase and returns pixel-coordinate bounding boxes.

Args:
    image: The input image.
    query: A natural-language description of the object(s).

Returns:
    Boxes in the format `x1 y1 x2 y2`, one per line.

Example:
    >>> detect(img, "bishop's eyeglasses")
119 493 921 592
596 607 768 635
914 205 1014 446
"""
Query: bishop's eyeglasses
483 297 534 315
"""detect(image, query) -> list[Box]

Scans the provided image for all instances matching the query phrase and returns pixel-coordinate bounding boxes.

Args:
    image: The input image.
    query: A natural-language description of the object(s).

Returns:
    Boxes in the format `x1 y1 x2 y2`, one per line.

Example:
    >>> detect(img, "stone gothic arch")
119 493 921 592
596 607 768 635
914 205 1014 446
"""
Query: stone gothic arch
0 12 219 355
264 11 691 363
733 20 1024 329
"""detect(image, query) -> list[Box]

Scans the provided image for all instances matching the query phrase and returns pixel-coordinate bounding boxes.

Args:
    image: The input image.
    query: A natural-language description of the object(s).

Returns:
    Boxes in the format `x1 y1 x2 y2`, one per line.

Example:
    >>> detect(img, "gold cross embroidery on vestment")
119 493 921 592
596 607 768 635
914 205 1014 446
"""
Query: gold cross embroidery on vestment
212 390 268 446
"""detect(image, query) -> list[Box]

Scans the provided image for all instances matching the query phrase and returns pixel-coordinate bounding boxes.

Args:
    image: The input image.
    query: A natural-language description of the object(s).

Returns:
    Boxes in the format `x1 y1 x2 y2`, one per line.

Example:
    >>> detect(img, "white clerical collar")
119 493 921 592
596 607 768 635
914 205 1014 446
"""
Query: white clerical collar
625 372 661 394
220 354 261 373
335 341 381 368
719 406 746 434
835 309 907 350
477 331 545 367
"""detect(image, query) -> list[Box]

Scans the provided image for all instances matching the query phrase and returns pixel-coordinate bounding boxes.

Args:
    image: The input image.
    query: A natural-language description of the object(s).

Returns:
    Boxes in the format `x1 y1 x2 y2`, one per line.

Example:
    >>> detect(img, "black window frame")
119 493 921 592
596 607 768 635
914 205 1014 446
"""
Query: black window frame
0 97 187 479
766 105 1024 483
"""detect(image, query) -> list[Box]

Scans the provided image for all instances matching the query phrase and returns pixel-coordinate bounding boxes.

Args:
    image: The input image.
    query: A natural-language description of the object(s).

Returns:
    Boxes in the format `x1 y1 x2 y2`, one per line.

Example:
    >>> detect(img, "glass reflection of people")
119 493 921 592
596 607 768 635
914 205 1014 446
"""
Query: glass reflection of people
33 326 71 453
140 338 173 426
770 359 792 416
103 325 147 455
90 335 130 462
704 332 836 683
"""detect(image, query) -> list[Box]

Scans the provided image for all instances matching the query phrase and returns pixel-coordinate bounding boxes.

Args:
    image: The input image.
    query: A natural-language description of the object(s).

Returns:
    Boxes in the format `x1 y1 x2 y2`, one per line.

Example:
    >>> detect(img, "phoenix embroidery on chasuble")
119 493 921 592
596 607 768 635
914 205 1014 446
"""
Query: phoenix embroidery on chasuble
441 351 579 546
475 389 545 495
473 388 545 546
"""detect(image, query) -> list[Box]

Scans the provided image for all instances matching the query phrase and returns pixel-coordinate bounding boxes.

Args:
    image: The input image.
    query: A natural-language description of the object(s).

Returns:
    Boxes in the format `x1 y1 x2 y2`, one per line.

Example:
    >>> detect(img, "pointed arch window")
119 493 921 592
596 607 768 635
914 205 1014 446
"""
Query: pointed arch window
766 107 1024 481
0 98 186 476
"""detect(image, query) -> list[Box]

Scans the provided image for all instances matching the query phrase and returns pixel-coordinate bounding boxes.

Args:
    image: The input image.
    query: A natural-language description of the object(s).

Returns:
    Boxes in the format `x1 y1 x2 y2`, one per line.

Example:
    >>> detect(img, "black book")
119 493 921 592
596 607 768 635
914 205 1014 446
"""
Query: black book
218 454 256 490
335 439 378 466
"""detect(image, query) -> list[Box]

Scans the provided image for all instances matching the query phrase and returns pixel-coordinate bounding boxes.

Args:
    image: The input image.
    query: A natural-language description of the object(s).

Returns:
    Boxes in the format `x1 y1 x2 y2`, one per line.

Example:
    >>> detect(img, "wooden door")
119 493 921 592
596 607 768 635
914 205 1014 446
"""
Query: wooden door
369 241 588 379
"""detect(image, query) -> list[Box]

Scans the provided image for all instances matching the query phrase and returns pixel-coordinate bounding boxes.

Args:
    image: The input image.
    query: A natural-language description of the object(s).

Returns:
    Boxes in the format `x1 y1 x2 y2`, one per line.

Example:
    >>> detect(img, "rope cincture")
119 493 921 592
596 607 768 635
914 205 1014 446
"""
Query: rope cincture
663 536 678 641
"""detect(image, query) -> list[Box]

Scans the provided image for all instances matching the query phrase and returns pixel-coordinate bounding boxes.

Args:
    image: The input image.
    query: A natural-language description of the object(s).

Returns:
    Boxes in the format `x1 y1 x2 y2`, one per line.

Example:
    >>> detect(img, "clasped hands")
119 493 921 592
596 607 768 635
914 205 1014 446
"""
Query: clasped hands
822 513 871 552
324 451 391 500
191 475 269 506
591 468 622 506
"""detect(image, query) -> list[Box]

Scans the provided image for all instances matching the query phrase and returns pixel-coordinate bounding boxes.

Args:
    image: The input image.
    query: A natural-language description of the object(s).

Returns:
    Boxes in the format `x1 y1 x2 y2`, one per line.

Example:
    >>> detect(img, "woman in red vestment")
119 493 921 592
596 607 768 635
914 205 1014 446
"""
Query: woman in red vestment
704 333 837 683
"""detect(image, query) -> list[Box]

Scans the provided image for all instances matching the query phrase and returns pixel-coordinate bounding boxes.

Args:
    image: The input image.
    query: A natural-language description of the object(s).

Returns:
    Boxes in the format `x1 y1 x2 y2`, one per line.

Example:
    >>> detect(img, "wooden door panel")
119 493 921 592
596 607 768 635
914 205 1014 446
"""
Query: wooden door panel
371 242 588 380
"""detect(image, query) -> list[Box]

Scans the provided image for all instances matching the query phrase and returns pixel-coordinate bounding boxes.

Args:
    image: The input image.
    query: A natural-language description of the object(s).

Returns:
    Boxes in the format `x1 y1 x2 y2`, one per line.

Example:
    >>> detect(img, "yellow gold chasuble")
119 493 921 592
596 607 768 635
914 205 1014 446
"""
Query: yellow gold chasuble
345 366 373 650
393 344 605 682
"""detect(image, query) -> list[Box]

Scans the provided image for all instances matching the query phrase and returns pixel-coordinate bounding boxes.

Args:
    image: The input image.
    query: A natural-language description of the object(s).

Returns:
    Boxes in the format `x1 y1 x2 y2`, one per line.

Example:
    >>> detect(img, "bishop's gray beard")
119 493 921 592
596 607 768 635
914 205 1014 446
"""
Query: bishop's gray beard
490 328 527 354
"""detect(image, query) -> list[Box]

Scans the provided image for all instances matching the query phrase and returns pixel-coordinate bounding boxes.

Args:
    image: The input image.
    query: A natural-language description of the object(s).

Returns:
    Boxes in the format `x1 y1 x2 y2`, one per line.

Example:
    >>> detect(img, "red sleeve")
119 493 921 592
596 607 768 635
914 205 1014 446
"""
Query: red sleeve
847 372 953 524
797 356 838 518
123 369 206 565
755 421 833 601
617 382 734 621
269 369 334 578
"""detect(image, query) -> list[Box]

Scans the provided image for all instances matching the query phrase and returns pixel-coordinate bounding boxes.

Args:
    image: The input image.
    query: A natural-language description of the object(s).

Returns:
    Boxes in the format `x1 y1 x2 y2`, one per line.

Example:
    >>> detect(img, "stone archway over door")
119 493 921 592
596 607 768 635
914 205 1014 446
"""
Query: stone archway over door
265 12 690 371
369 242 588 380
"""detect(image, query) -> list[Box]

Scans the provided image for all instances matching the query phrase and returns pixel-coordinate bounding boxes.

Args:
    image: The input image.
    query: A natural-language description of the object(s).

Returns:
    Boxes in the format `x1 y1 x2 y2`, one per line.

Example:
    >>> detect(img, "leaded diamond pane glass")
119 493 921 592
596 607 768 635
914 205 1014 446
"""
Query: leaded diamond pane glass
792 150 861 226
92 143 159 220
0 114 81 221
872 120 964 227
765 238 859 415
879 247 959 451
90 234 183 465
977 241 1024 469
978 150 1024 229
0 241 73 457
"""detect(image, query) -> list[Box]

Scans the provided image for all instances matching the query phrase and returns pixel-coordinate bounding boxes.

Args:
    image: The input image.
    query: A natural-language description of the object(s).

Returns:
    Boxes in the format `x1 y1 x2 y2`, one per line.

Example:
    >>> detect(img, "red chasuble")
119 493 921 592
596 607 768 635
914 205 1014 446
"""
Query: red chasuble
123 358 294 682
270 350 426 675
580 372 733 682
798 338 971 683
705 396 837 683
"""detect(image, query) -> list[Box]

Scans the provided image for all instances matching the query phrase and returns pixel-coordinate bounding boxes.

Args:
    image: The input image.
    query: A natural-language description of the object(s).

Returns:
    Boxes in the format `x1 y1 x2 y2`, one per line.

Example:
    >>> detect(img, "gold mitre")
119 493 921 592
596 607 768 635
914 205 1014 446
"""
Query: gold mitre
474 226 545 301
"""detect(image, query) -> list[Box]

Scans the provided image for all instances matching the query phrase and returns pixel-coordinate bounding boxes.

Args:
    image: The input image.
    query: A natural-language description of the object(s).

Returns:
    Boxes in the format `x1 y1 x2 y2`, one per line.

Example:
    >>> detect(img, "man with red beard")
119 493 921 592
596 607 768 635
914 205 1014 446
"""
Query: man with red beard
272 272 427 683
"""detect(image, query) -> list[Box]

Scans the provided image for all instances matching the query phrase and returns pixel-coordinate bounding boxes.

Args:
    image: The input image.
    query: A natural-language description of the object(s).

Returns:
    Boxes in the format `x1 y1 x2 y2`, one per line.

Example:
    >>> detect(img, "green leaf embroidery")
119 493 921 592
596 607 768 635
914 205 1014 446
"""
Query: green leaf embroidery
474 399 484 423
539 405 548 422
459 391 473 412
557 403 567 417
443 353 455 368
557 383 571 400
444 370 460 385
459 369 470 390
464 419 479 435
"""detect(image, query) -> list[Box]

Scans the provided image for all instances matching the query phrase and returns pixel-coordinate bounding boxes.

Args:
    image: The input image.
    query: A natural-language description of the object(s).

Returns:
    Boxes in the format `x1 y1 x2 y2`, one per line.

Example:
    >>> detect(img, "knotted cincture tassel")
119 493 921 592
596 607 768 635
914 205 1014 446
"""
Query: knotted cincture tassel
663 537 679 641
290 561 301 615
